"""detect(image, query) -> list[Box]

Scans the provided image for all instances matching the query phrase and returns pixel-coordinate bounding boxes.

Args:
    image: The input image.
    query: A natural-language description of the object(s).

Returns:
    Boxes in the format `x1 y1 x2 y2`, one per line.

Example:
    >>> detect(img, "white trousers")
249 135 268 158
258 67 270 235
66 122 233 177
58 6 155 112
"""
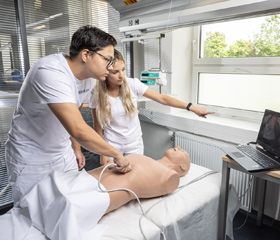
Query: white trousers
5 149 78 205
105 136 144 159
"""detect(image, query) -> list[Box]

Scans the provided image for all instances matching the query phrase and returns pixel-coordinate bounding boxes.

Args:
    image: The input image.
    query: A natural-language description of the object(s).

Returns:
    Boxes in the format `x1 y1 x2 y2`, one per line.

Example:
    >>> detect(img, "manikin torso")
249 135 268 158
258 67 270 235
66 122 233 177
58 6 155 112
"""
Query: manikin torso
87 154 180 213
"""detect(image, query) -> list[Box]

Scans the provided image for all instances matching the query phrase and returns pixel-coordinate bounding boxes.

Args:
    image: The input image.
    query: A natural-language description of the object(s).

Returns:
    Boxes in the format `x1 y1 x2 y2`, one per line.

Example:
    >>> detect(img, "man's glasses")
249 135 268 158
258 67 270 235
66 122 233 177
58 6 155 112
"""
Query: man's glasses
90 50 115 69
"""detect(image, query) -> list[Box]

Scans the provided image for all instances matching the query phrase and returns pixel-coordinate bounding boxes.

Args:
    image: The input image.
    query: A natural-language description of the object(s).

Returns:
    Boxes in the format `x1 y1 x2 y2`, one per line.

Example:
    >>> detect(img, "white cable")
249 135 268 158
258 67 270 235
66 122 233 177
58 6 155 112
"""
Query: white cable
177 170 217 190
238 175 254 200
0 184 10 197
98 165 217 240
234 175 254 230
160 0 173 61
98 163 166 240
138 170 217 240
164 0 173 33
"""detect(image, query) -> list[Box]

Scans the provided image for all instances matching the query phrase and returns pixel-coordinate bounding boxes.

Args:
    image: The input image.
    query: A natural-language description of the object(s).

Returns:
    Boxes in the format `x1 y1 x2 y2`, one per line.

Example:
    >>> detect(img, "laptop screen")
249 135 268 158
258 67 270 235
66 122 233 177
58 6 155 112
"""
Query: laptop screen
257 109 280 158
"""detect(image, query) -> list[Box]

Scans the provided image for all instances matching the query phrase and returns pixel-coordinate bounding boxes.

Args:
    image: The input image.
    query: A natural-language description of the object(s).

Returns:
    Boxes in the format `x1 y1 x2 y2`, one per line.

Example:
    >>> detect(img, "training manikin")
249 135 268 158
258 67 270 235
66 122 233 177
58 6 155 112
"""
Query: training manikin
88 146 191 213
17 146 190 240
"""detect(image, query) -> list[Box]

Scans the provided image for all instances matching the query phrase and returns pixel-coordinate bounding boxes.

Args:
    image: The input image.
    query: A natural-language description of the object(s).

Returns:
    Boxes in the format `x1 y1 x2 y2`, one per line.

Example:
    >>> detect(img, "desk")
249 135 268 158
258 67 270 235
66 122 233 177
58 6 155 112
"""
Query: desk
218 155 280 240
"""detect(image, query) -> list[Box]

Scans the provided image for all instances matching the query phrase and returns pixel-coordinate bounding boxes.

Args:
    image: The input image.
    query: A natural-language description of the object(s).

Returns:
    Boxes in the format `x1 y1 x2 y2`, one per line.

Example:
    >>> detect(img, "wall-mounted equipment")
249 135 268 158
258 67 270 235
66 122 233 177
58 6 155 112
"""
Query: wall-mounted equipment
109 0 280 33
121 33 171 93
140 70 167 86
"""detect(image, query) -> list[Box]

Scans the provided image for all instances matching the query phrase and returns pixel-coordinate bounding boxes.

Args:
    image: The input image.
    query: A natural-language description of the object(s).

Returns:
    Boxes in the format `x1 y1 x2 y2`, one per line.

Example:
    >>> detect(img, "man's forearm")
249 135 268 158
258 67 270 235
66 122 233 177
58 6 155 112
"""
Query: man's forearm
48 102 122 160
74 124 121 159
70 136 81 152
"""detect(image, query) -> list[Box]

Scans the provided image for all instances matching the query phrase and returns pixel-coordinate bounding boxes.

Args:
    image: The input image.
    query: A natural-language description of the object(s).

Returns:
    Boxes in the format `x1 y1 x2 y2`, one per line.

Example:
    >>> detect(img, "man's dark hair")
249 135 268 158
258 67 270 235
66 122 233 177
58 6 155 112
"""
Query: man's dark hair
69 25 117 57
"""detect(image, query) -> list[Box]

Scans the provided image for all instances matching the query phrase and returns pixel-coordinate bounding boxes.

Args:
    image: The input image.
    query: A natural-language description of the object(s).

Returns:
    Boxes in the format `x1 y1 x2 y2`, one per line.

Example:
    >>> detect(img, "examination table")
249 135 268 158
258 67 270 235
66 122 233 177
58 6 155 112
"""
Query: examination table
0 163 239 240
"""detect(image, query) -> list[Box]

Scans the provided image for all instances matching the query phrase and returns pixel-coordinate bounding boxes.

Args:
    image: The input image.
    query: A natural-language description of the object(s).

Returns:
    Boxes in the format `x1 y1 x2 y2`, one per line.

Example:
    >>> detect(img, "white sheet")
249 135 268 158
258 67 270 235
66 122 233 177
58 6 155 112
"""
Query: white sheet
0 164 239 240
99 164 228 240
0 169 109 240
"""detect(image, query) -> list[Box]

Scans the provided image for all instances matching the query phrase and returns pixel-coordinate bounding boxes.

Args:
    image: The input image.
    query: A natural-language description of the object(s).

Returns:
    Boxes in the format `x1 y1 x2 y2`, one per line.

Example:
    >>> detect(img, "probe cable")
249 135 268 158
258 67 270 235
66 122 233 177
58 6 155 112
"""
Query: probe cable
98 164 217 240
97 163 167 240
233 175 254 230
138 170 217 239
0 184 10 197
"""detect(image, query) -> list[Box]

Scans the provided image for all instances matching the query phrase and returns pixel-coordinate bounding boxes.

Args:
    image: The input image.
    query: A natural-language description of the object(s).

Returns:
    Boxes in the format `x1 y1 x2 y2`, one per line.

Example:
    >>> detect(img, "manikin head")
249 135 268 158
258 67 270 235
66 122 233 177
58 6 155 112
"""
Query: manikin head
161 146 191 177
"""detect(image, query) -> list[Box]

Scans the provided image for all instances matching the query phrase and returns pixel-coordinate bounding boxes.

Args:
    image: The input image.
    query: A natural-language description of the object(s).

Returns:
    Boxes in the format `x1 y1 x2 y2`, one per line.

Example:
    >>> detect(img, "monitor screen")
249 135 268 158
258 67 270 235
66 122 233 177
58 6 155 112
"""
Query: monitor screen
257 109 280 158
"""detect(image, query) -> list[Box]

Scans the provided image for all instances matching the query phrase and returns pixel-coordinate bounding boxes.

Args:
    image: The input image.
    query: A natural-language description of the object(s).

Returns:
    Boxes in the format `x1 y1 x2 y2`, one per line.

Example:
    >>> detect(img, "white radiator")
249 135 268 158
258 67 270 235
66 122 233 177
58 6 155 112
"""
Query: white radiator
175 131 252 211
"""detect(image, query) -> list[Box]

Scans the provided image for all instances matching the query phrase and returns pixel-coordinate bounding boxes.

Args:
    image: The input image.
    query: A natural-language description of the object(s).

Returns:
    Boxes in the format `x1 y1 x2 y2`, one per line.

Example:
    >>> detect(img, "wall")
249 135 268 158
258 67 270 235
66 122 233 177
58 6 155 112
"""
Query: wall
171 27 193 104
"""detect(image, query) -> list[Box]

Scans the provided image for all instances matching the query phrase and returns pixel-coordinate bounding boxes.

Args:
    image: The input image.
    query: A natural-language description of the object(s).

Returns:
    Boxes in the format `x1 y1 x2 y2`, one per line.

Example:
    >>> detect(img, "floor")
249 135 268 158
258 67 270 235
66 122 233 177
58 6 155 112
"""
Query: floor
230 210 280 240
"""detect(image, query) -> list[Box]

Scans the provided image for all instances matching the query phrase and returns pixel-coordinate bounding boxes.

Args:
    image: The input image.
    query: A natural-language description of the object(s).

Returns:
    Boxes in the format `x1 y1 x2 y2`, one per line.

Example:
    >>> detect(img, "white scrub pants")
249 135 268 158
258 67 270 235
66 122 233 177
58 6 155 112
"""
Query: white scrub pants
5 149 78 205
105 136 144 158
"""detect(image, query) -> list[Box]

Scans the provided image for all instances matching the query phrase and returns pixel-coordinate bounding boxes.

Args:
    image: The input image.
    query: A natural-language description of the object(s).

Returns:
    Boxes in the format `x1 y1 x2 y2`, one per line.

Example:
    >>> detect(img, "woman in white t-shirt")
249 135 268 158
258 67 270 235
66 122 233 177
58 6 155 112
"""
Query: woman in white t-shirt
90 49 214 165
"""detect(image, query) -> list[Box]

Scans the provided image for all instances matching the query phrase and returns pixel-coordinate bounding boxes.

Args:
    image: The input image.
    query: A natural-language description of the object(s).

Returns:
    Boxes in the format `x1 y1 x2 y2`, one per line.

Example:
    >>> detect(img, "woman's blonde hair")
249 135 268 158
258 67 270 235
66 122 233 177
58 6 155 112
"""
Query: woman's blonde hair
94 49 138 128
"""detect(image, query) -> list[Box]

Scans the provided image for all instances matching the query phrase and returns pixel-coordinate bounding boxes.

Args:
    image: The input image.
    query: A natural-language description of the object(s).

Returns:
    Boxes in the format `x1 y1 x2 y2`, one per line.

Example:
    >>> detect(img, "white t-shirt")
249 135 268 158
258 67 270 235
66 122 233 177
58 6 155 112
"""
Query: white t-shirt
90 77 148 144
6 53 93 164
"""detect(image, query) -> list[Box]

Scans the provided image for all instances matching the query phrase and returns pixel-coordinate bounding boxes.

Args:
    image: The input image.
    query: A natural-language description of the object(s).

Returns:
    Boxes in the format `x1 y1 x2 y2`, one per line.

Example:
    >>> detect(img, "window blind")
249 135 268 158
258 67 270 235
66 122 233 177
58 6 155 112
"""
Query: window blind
0 1 23 92
23 0 122 66
0 0 122 208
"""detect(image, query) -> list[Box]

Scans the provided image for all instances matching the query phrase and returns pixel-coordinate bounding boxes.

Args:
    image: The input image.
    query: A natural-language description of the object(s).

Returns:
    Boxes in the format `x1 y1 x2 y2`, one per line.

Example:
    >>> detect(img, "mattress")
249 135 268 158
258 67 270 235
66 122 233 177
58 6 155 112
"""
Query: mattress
0 163 237 240
100 163 222 240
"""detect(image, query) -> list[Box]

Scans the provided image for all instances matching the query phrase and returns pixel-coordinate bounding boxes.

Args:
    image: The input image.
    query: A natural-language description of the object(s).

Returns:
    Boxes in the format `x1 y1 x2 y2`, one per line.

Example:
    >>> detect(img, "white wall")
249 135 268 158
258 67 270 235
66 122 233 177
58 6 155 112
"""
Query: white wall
171 27 194 104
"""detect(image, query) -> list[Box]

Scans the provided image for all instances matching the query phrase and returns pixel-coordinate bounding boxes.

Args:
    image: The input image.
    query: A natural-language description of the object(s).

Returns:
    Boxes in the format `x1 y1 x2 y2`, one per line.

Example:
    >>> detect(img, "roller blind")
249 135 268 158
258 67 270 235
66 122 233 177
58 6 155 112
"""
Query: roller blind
0 0 122 208
0 1 24 92
23 0 122 66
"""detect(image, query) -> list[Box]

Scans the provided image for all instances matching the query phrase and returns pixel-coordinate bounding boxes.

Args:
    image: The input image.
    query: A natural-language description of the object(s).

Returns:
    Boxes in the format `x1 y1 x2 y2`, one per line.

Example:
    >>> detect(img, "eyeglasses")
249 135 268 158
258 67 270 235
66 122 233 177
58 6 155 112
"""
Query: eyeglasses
90 50 115 69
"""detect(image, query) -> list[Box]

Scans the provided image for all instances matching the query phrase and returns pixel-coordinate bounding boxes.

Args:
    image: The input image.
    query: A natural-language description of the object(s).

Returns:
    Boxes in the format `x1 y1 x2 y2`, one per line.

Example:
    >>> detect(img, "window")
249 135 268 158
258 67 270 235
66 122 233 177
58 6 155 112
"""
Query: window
0 0 122 93
201 15 280 58
0 1 23 92
193 14 280 121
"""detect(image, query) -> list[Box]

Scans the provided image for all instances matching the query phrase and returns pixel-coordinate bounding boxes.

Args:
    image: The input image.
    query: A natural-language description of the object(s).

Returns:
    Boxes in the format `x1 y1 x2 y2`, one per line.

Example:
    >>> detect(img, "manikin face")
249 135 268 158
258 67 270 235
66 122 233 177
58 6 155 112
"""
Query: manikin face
164 146 190 176
85 45 114 81
106 60 125 87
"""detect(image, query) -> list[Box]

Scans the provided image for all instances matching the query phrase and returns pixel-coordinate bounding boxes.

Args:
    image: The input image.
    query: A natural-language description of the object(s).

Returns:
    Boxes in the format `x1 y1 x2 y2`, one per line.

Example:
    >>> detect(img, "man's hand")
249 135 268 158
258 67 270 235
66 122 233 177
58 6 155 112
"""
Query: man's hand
190 105 215 118
74 149 86 170
100 156 111 165
114 155 132 173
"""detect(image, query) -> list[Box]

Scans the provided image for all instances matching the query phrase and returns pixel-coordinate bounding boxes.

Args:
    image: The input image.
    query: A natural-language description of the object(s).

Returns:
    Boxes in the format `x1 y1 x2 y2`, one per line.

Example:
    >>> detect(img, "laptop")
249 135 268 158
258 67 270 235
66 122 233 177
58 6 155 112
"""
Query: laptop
222 109 280 172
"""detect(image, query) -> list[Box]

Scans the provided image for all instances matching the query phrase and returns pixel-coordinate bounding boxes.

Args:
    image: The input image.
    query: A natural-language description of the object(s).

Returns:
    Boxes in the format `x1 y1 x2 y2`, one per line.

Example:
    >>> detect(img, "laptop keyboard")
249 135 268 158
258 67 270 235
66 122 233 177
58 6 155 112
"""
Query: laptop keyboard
237 145 280 168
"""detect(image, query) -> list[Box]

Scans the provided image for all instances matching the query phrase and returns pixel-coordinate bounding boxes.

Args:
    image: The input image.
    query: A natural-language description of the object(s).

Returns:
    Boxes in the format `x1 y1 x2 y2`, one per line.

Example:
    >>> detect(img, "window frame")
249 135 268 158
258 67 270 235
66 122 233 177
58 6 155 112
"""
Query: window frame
192 25 280 121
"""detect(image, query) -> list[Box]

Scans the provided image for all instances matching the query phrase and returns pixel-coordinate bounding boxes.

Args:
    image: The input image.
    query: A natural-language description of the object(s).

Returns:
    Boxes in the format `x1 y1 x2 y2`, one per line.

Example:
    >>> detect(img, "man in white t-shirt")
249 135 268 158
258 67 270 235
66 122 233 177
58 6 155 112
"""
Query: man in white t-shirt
5 25 132 205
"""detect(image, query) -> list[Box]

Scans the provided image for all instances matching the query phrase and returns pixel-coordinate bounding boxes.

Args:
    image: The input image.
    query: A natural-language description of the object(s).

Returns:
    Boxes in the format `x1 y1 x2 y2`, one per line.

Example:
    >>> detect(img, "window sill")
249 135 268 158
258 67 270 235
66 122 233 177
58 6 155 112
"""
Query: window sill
139 108 261 145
